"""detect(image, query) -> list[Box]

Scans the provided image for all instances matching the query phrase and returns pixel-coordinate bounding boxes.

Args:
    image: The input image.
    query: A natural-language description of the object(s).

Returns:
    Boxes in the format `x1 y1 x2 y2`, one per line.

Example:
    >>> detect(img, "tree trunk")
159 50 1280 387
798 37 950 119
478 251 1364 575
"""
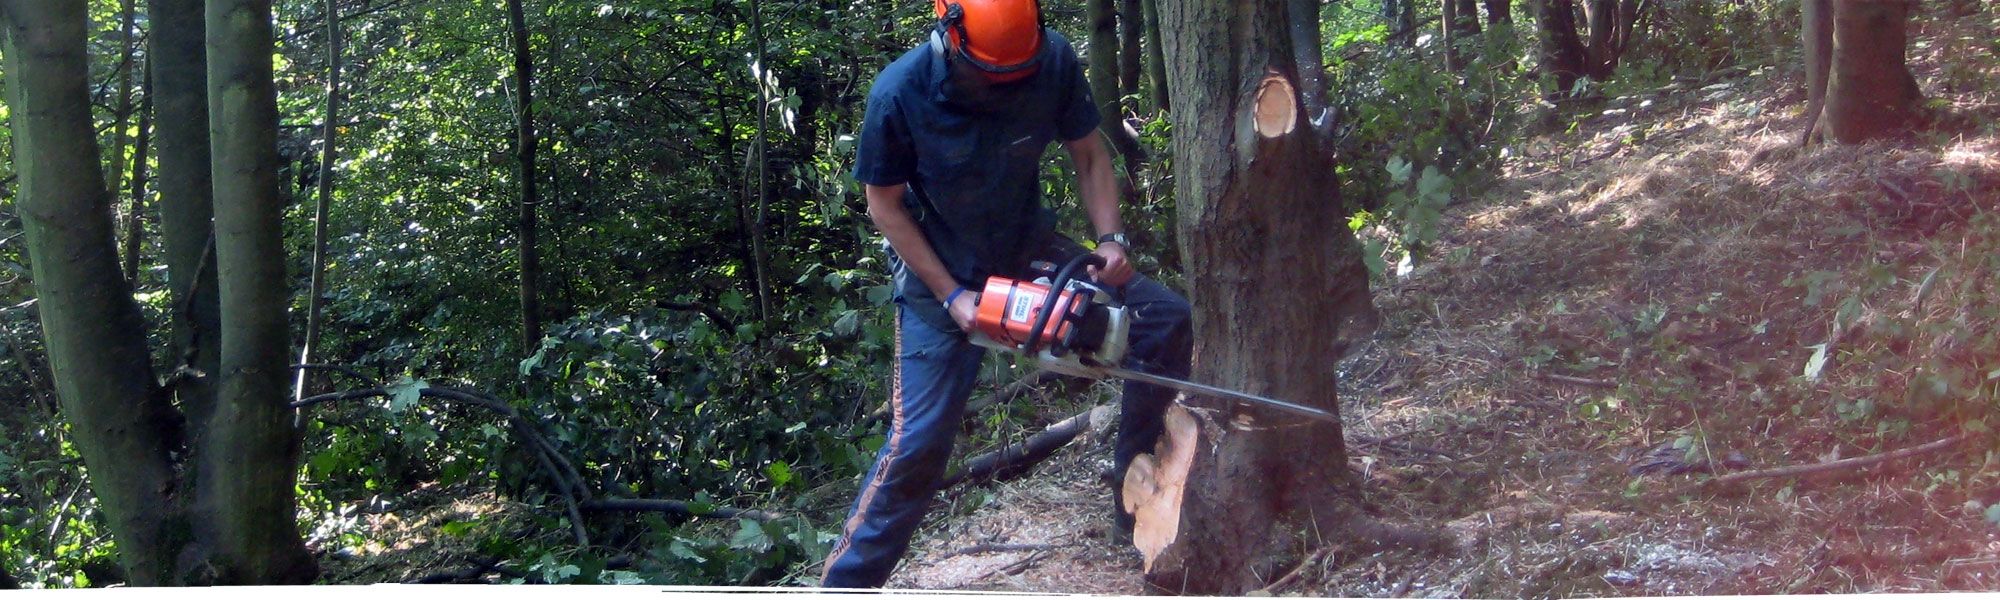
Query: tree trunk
1142 0 1364 593
1485 0 1512 25
297 0 342 403
507 0 542 351
1531 0 1588 97
1799 0 1831 146
748 0 774 323
1088 0 1147 198
204 0 316 583
1822 0 1922 144
1142 0 1168 111
123 63 153 284
106 0 139 210
151 0 222 434
1119 0 1143 101
1 0 185 585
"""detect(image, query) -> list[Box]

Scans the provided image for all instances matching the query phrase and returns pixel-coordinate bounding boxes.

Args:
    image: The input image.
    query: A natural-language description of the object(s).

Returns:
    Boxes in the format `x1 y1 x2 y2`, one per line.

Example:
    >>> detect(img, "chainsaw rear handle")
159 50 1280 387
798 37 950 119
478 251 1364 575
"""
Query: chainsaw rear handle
1021 253 1106 356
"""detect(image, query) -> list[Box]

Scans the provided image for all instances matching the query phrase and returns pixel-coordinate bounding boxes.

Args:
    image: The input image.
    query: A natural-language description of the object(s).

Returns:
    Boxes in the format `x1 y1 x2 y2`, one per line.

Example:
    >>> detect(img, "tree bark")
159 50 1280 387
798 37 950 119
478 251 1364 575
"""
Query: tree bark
1 0 185 585
507 0 542 351
205 0 316 583
1119 0 1143 101
1822 0 1922 144
1530 0 1588 97
1799 0 1831 146
297 0 342 404
1141 0 1168 111
1484 0 1512 25
151 0 223 434
1145 0 1364 593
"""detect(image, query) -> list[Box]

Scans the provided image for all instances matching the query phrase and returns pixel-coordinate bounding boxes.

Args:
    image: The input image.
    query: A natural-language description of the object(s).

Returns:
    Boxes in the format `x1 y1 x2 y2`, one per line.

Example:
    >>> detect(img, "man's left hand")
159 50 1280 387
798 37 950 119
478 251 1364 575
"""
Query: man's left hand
1090 242 1135 287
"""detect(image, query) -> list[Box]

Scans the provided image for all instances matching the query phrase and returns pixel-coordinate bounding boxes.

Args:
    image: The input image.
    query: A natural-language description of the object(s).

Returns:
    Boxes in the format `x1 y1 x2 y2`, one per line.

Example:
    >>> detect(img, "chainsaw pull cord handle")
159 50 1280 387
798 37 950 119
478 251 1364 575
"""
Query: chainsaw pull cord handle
1021 253 1106 356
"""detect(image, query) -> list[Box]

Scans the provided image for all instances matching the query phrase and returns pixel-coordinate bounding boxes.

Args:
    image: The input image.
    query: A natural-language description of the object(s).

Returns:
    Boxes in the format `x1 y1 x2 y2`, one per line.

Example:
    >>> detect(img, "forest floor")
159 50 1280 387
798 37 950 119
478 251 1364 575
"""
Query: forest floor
889 14 2000 597
317 14 2000 596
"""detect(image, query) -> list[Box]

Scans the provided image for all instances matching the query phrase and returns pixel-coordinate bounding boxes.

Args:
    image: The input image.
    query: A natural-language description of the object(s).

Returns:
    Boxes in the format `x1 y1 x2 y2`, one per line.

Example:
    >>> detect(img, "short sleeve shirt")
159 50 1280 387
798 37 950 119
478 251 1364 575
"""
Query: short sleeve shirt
852 30 1101 331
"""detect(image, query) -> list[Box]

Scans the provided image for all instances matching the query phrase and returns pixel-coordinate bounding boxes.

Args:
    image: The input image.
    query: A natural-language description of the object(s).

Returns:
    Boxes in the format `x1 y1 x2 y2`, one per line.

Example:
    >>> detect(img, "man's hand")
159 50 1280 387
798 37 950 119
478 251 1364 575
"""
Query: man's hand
947 289 980 331
1090 242 1135 287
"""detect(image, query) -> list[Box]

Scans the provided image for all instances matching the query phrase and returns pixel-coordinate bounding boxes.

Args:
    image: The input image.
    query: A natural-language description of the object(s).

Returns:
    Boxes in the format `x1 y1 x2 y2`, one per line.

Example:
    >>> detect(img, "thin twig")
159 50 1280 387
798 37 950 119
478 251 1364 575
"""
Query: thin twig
933 542 1077 561
1534 371 1618 389
1706 432 1977 487
1260 546 1334 594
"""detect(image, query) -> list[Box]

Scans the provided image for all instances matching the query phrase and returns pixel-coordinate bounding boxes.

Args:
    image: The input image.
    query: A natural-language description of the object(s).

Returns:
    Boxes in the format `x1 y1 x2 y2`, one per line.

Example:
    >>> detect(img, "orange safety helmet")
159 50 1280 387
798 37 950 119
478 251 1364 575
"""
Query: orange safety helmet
932 0 1045 81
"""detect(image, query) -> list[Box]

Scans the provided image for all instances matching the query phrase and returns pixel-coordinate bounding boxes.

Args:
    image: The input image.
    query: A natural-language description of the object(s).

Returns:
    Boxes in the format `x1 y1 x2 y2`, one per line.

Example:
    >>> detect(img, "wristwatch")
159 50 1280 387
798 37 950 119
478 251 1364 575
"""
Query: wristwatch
1096 232 1131 249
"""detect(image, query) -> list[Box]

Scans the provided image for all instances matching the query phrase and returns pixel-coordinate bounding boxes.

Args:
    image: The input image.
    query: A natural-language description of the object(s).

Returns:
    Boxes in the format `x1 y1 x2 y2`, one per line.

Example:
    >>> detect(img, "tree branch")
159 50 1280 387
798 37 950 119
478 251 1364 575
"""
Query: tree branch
656 299 735 331
1705 433 1977 487
940 405 1104 489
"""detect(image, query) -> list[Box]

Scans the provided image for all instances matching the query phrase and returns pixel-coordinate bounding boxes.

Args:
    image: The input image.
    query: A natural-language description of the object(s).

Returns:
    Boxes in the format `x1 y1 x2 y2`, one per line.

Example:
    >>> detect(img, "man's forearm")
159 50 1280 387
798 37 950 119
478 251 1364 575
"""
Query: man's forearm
1069 135 1123 238
865 184 961 299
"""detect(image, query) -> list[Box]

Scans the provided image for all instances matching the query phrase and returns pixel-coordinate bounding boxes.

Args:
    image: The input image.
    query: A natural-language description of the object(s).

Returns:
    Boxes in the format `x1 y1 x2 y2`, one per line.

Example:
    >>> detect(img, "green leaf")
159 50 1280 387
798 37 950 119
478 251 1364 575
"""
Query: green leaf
1802 343 1830 381
1416 166 1452 204
440 520 477 537
668 539 707 563
766 460 794 488
386 378 429 414
1385 156 1412 183
1985 503 2000 526
865 284 894 306
730 518 774 553
833 310 860 337
720 290 747 312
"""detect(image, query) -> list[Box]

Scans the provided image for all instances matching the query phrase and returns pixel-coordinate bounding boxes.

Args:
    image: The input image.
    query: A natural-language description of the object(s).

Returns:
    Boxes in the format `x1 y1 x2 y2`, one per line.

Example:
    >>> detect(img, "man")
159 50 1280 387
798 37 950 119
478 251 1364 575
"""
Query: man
820 0 1193 588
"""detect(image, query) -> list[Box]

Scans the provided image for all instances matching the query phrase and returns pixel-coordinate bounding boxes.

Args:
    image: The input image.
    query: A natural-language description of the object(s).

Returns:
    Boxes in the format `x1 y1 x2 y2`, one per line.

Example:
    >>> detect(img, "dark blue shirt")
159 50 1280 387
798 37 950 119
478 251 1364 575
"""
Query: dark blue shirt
852 30 1101 331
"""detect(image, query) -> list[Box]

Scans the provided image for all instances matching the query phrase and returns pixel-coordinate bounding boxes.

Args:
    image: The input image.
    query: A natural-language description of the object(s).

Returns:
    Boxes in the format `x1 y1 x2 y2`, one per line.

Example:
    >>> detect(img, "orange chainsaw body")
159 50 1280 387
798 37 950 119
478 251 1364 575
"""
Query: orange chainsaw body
971 277 1082 352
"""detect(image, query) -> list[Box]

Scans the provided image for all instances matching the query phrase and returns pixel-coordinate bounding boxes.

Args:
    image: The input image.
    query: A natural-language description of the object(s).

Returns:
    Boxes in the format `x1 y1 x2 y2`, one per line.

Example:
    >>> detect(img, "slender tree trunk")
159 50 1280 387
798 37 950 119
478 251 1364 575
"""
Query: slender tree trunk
152 0 222 436
297 0 342 403
1136 0 1365 592
1119 0 1143 101
1088 0 1122 122
1822 0 1922 143
106 0 138 203
1142 0 1168 111
205 0 315 583
1 0 185 585
507 0 542 350
1442 0 1463 71
1485 0 1512 24
124 63 153 284
748 0 774 322
1799 0 1831 146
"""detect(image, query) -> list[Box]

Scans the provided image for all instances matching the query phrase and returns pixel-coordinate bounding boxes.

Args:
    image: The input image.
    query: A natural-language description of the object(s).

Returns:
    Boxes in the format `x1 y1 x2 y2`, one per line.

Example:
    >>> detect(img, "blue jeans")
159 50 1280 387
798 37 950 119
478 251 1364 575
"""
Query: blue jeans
820 238 1192 588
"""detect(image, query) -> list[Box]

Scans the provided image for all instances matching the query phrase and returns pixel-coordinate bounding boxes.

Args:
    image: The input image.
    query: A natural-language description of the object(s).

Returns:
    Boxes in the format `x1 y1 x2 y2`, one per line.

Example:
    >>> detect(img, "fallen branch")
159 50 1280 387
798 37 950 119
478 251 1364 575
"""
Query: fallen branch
1534 371 1617 389
580 498 782 522
940 405 1105 489
1705 433 1977 487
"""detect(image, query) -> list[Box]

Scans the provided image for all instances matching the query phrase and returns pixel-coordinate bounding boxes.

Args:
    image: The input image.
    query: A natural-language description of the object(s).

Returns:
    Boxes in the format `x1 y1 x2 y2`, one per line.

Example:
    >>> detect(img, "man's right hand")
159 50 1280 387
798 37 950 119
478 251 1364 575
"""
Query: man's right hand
947 290 979 332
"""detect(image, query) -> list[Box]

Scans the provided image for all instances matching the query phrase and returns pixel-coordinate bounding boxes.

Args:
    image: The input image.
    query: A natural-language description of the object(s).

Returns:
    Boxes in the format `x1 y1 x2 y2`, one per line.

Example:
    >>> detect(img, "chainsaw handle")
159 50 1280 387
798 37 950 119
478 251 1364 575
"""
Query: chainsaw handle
1021 253 1107 356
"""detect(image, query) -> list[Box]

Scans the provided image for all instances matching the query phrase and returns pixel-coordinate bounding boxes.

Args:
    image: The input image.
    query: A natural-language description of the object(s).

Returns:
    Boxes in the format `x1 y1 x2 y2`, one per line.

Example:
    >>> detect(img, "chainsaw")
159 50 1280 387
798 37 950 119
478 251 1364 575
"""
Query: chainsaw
965 254 1340 424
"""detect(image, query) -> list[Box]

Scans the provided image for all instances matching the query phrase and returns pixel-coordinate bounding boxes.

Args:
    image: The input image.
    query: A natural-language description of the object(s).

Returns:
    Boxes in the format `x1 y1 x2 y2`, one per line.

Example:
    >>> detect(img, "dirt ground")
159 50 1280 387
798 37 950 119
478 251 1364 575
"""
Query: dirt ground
317 12 2000 596
888 13 2000 596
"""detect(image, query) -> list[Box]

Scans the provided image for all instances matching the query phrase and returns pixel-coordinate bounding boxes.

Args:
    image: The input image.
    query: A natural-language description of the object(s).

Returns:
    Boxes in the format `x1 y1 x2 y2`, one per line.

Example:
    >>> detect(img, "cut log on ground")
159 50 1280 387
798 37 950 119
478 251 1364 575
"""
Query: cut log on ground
940 405 1112 489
